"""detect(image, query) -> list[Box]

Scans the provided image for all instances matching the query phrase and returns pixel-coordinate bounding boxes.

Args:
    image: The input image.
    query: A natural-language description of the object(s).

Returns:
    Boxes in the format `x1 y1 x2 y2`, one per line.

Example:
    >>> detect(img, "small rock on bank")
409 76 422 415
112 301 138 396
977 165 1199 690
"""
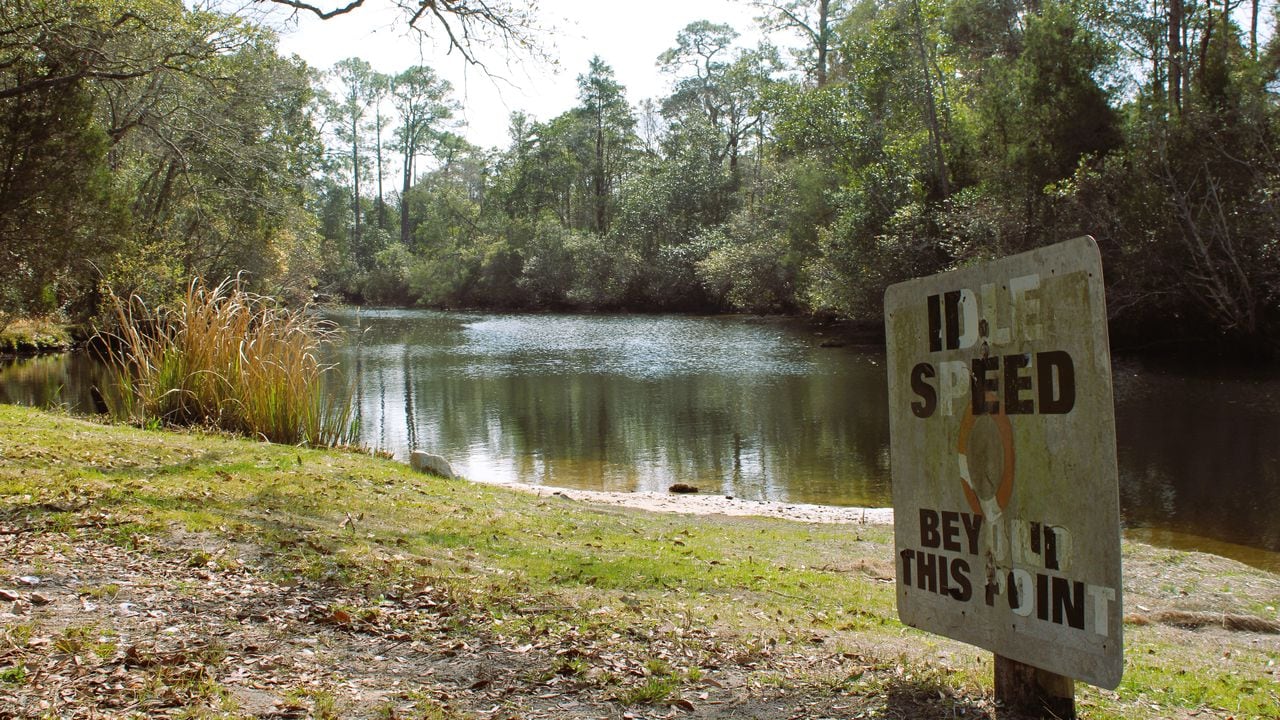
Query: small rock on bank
410 451 457 479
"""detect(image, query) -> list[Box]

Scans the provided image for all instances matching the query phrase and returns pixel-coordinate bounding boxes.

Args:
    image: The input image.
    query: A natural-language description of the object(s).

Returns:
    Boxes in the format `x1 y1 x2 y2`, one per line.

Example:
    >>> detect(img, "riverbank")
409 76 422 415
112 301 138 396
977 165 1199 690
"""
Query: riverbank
0 319 75 355
482 480 896 525
1 405 1277 719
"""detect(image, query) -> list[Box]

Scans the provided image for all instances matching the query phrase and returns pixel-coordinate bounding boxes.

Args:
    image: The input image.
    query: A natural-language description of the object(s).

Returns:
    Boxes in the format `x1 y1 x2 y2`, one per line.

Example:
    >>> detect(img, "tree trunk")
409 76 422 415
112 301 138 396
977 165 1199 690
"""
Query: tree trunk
1250 0 1259 61
400 142 413 248
815 0 830 87
376 106 386 230
1151 0 1164 100
911 0 950 198
1168 0 1182 114
351 116 362 259
1181 11 1190 103
594 118 606 233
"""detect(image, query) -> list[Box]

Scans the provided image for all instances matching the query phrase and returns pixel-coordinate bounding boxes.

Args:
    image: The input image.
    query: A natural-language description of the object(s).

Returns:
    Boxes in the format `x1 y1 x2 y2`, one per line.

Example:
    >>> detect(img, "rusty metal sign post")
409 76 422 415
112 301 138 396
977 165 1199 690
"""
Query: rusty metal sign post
883 237 1123 717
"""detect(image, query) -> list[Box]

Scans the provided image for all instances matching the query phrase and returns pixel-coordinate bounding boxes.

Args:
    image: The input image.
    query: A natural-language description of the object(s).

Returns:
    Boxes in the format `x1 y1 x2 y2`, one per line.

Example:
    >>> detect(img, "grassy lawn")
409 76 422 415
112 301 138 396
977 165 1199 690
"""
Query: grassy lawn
0 404 1276 719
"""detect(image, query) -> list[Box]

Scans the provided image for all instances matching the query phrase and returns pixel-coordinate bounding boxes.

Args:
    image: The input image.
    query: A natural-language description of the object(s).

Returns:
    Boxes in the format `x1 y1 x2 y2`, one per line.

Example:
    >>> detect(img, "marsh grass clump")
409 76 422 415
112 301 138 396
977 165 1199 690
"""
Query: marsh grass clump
97 277 356 448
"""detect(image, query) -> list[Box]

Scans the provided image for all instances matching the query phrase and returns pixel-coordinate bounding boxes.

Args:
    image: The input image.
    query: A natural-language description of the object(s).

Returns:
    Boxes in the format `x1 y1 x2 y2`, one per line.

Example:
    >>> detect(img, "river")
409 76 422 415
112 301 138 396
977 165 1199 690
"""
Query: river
3 308 1278 568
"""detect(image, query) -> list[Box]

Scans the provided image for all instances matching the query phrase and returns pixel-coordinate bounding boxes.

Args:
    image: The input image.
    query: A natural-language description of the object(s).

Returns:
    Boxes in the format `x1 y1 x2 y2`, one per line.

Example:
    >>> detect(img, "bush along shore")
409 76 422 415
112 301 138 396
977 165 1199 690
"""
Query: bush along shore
0 405 1277 719
0 319 75 356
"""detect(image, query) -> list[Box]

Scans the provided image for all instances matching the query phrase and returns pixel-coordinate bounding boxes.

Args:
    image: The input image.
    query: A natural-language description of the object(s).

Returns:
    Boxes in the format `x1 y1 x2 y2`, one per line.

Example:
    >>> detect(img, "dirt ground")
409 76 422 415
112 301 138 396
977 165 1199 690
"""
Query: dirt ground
2 493 1277 719
1 523 994 720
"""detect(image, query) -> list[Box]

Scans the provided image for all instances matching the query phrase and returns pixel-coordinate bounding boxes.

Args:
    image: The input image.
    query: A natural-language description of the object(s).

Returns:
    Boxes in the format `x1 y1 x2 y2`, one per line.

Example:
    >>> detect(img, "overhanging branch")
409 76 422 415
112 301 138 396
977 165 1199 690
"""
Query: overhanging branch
261 0 541 71
261 0 367 20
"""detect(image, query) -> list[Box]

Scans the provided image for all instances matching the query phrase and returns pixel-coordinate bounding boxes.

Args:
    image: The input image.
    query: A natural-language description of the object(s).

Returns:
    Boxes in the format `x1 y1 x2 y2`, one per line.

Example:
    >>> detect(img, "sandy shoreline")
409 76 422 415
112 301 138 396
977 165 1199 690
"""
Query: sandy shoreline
476 478 896 525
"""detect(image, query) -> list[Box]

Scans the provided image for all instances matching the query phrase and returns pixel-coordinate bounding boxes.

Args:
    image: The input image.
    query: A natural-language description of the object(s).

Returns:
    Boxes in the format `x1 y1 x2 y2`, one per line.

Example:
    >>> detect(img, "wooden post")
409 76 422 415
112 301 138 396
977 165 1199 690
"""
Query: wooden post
995 655 1075 719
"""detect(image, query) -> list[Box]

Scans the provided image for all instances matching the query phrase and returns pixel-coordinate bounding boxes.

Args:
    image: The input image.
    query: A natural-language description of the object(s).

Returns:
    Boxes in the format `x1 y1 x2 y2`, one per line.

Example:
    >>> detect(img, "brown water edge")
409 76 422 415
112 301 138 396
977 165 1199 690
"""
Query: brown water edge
1124 527 1280 573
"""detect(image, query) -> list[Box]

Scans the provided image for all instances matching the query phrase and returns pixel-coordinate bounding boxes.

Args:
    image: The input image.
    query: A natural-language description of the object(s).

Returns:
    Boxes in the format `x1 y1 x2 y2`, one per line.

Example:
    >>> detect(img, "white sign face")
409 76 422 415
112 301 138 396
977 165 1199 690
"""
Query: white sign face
883 236 1123 689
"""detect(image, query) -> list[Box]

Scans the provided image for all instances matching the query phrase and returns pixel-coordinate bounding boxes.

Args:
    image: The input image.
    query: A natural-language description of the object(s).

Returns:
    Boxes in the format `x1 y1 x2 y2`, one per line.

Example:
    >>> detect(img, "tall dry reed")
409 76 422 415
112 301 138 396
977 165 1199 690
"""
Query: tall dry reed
98 278 357 447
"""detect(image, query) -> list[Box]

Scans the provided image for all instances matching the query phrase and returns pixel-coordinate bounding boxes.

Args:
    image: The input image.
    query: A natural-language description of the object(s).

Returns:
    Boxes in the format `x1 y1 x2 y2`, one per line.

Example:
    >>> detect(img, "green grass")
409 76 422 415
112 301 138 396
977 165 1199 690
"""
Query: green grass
1 404 1277 719
0 664 27 685
613 675 679 705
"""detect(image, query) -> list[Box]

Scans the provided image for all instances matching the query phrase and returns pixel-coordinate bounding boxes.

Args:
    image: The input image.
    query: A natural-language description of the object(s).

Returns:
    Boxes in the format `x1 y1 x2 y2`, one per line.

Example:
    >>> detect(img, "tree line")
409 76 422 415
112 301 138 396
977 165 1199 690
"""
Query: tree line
4 0 1279 353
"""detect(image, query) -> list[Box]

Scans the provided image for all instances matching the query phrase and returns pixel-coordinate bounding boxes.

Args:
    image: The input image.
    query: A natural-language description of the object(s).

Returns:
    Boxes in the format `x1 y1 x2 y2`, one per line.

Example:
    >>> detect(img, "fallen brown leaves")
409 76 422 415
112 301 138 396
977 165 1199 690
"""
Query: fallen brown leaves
0 522 996 719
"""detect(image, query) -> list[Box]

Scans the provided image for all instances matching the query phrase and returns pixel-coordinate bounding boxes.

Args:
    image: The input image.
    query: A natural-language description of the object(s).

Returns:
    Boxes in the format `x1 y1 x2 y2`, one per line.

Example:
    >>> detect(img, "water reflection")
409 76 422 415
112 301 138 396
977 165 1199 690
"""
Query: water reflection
1112 359 1280 559
4 311 1280 568
0 353 111 412
328 309 892 505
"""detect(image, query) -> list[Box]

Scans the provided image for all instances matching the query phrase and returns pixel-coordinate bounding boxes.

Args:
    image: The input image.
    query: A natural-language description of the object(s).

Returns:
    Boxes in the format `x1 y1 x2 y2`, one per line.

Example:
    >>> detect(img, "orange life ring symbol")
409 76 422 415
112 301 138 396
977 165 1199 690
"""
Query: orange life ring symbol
956 392 1015 518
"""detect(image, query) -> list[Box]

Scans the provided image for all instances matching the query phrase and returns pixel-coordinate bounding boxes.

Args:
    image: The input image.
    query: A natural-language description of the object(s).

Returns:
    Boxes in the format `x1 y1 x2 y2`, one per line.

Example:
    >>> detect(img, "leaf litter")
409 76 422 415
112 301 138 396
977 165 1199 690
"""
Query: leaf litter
0 520 998 719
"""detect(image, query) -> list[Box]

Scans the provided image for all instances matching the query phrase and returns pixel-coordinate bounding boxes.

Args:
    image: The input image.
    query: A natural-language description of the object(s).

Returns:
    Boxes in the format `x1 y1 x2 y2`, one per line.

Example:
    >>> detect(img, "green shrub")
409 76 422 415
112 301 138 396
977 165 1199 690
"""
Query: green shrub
696 230 796 313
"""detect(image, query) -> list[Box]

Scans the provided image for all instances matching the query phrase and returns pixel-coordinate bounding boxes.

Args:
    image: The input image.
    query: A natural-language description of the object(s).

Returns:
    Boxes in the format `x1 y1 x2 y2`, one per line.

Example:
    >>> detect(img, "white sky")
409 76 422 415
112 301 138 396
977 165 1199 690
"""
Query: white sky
273 0 766 149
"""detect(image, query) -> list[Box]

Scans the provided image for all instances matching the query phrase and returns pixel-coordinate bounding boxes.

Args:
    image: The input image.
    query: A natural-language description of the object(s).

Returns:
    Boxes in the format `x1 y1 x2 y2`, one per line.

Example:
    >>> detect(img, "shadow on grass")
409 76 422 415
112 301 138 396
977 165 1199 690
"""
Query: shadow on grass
881 678 993 719
1 447 334 533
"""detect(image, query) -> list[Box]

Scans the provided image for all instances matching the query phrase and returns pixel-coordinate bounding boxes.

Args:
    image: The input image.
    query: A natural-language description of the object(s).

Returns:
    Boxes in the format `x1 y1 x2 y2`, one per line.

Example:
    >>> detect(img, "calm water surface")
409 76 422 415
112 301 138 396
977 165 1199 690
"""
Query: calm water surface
3 309 1278 568
328 309 892 506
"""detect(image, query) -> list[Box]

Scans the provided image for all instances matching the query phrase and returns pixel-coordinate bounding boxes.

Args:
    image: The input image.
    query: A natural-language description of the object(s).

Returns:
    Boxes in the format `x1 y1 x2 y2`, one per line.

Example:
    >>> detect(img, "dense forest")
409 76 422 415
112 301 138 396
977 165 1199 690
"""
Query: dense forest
3 0 1279 352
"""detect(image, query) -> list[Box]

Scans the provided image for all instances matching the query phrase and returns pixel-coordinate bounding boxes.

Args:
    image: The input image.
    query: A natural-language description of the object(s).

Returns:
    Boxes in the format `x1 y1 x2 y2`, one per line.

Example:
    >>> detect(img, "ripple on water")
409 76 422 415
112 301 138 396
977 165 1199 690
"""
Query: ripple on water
457 315 815 379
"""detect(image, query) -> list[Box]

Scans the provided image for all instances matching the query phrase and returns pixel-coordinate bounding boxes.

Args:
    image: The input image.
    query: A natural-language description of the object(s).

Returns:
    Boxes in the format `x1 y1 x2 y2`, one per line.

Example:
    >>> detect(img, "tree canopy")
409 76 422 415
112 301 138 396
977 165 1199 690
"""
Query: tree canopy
3 0 1279 354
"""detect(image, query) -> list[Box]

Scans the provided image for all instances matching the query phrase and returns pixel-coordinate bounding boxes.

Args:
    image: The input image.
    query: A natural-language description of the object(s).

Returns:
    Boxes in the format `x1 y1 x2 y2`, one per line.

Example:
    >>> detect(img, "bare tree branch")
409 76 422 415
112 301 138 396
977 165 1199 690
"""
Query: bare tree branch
263 0 367 19
259 0 542 70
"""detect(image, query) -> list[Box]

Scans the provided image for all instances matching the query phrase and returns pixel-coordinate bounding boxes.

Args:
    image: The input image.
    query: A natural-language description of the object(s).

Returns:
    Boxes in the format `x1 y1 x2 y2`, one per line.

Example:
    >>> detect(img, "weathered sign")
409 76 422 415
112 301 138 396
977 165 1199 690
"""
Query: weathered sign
883 236 1123 689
